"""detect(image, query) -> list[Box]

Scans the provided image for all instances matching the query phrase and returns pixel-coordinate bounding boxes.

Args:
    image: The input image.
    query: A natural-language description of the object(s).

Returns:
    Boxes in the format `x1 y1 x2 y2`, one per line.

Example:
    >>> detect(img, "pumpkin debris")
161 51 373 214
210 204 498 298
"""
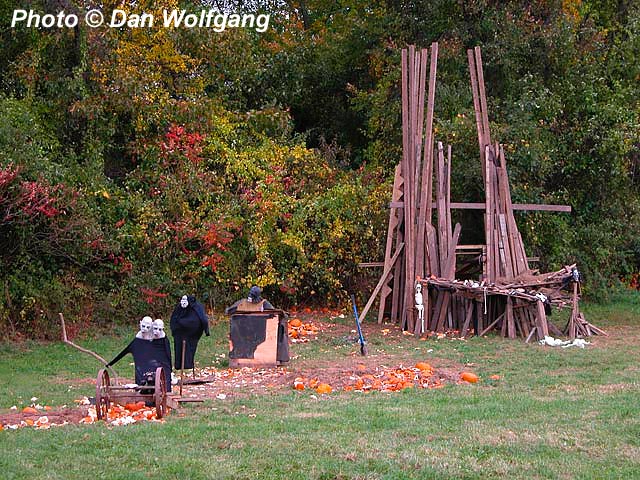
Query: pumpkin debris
288 320 323 343
460 372 479 383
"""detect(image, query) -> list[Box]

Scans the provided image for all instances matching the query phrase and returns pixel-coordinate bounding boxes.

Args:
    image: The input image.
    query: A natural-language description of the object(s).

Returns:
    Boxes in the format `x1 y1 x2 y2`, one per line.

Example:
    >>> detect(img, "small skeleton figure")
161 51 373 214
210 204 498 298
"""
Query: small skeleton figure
571 267 581 283
136 316 154 340
152 319 166 339
415 282 425 333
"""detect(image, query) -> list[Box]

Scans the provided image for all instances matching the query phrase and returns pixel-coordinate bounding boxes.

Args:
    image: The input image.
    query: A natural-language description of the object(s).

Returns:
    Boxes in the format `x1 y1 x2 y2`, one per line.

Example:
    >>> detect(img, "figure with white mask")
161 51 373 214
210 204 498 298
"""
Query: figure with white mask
136 316 154 340
152 319 166 339
108 317 172 392
170 294 209 372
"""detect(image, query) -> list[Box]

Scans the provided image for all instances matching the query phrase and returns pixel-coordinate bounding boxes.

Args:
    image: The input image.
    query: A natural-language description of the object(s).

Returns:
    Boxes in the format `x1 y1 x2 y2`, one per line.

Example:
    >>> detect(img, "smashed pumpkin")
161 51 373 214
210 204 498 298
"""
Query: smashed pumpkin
315 383 332 394
460 372 479 383
415 362 432 371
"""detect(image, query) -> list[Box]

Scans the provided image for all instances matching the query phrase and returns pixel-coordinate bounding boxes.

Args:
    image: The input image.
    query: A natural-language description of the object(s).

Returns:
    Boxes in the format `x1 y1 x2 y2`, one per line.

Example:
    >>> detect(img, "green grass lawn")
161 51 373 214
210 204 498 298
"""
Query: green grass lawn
1 292 639 479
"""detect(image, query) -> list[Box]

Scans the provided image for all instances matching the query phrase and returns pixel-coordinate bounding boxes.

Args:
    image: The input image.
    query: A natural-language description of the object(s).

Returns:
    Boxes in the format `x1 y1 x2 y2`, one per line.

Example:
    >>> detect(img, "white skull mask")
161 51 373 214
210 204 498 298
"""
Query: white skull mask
140 316 153 333
180 295 189 308
152 319 165 339
137 316 154 340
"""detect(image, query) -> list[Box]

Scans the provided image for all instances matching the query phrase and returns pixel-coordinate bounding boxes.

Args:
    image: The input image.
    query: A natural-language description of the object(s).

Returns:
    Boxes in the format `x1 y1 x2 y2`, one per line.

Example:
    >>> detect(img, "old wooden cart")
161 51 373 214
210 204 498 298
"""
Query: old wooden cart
95 367 168 420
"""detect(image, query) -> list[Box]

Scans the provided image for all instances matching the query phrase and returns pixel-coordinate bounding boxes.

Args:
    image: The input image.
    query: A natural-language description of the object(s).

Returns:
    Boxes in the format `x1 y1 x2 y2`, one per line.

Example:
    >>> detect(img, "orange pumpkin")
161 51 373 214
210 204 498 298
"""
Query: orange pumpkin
460 372 479 383
22 406 38 414
289 318 302 328
315 383 332 394
489 374 501 380
415 362 432 371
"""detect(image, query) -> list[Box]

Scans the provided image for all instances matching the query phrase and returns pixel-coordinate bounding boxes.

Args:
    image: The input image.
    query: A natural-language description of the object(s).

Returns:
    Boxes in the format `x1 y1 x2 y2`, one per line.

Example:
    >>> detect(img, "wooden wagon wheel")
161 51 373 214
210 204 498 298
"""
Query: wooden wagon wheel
154 367 167 419
95 368 111 420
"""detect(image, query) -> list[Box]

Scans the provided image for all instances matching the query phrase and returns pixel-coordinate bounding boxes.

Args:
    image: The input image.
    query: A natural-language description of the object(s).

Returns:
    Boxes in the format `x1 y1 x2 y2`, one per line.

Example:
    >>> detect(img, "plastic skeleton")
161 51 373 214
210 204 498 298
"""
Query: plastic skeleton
136 316 154 340
152 319 166 339
415 283 424 333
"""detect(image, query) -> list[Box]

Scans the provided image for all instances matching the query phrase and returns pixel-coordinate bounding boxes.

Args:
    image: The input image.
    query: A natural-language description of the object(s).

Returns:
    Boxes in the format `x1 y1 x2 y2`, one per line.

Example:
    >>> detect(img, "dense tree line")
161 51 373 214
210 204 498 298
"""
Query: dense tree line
0 0 638 337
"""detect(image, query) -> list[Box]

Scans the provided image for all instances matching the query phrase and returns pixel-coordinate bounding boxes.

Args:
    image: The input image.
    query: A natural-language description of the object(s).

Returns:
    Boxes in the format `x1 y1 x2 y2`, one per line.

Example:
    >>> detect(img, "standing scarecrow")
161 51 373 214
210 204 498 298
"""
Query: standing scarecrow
170 294 209 371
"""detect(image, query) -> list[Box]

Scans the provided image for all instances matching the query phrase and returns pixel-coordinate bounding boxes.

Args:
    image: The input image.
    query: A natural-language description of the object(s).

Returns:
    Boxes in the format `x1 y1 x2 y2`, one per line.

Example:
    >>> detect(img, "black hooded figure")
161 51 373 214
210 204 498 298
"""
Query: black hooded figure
225 286 274 314
170 294 210 370
108 337 172 392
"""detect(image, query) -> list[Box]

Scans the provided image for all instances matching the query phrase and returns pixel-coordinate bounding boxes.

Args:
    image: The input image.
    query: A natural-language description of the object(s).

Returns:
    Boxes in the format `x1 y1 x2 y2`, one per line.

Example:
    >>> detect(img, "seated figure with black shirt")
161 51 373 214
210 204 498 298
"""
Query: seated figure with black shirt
225 286 274 314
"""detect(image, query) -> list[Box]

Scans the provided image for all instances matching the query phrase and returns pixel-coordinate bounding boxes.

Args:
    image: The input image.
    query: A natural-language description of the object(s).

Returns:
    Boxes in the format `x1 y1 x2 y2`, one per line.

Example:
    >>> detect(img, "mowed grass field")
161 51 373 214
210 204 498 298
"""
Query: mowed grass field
0 292 639 479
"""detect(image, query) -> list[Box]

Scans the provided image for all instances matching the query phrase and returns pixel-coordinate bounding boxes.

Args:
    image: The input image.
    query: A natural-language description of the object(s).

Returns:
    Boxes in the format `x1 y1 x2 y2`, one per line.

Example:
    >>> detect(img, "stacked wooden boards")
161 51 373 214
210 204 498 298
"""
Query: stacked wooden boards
359 45 605 342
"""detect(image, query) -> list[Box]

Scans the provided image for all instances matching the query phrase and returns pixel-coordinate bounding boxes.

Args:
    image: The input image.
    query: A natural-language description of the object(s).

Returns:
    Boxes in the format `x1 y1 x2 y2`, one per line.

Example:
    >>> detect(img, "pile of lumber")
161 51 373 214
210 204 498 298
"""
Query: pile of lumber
359 45 605 341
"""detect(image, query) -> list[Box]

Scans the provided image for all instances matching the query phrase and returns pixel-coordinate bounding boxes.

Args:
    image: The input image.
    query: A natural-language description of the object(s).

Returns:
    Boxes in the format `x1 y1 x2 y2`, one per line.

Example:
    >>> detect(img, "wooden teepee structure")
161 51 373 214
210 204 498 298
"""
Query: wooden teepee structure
358 45 605 342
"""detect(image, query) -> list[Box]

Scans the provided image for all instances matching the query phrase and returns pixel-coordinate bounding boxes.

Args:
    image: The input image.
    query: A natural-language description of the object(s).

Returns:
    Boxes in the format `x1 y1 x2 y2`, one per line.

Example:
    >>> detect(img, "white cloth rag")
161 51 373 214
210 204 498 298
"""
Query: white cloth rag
539 336 590 348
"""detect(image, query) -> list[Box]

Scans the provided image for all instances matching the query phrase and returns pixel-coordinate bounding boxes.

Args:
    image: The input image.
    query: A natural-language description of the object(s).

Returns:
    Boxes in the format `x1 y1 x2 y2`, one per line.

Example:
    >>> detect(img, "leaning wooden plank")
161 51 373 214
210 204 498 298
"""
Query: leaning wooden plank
401 48 415 332
432 224 462 332
416 43 439 279
525 327 537 344
474 46 492 149
547 320 564 337
426 222 439 277
484 145 494 282
359 244 405 324
535 300 550 339
460 299 474 337
413 48 428 279
478 312 505 337
506 296 516 339
467 48 485 177
390 232 404 324
436 142 449 275
498 145 529 275
378 165 404 323
446 145 453 249
498 214 514 279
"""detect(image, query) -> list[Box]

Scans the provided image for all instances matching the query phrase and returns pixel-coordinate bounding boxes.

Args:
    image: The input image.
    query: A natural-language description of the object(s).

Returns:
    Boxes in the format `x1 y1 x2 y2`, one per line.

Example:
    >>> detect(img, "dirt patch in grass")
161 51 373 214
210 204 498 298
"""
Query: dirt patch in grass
596 382 638 393
0 407 87 429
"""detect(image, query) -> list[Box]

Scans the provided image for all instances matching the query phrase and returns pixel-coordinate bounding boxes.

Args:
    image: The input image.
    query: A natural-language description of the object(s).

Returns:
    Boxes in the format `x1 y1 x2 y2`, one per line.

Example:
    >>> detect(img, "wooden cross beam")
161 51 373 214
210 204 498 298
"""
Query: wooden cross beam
389 201 571 212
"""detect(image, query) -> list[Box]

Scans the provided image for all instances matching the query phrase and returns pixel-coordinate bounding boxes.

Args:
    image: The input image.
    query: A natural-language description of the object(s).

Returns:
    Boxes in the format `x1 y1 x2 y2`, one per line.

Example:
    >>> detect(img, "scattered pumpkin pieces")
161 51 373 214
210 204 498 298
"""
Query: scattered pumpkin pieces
345 364 444 392
489 374 501 380
415 362 433 372
460 372 479 383
289 318 302 328
1 414 67 431
288 320 321 343
81 402 165 426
